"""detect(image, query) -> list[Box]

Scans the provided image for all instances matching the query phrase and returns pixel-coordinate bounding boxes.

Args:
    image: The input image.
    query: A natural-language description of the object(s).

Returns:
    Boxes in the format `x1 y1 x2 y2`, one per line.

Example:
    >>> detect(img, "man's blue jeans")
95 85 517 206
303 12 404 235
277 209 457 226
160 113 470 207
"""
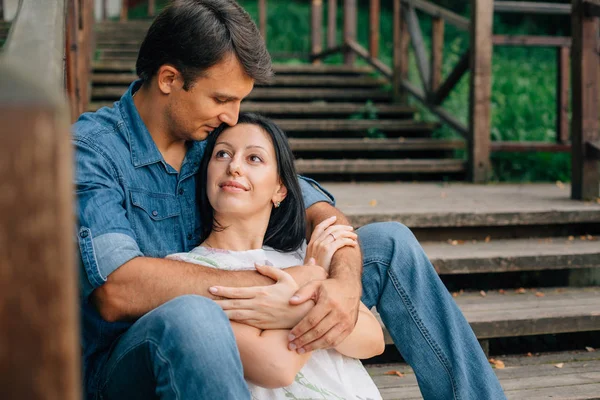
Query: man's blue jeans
359 222 506 399
97 222 505 399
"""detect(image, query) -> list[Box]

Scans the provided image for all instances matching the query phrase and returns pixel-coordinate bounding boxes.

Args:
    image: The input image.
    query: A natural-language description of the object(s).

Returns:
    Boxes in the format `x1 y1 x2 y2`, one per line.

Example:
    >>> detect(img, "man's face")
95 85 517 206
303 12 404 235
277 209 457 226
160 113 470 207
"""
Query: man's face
164 53 255 142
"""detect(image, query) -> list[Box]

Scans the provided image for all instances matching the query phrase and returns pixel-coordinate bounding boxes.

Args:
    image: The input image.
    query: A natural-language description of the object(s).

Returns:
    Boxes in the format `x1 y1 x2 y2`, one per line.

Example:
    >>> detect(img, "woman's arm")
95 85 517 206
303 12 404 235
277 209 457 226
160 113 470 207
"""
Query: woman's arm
334 302 385 359
231 322 312 388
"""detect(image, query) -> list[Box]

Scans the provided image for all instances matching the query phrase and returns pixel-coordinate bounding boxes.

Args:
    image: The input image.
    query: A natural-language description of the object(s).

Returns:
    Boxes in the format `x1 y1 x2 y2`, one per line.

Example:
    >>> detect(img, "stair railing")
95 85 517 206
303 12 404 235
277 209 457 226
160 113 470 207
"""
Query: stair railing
0 0 87 397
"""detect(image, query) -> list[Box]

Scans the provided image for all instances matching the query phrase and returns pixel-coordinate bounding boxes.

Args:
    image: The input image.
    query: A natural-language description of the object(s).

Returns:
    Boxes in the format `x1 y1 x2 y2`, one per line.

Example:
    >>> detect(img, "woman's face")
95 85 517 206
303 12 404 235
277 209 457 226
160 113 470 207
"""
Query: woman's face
206 123 287 219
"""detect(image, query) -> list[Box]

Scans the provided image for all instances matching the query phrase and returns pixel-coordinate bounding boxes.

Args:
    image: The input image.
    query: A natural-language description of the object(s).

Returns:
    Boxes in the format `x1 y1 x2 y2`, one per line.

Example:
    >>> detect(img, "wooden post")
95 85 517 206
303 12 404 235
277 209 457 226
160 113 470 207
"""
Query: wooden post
120 0 128 22
77 0 94 117
312 0 323 64
66 0 80 120
369 0 380 59
328 0 337 48
393 0 409 103
102 0 108 21
431 17 445 93
571 0 599 200
468 0 493 183
148 0 156 17
0 0 4 21
343 0 356 65
258 0 267 41
556 46 570 144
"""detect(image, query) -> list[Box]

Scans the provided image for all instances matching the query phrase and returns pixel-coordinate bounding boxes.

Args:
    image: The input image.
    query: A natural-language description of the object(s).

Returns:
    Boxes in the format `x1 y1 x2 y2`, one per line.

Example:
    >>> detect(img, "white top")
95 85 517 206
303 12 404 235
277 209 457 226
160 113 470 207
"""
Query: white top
167 244 382 400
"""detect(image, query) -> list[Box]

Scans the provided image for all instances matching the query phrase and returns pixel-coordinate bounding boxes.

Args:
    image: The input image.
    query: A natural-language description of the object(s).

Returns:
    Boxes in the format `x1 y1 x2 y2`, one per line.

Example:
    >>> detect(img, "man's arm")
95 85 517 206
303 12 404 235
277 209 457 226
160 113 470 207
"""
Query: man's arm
92 257 324 322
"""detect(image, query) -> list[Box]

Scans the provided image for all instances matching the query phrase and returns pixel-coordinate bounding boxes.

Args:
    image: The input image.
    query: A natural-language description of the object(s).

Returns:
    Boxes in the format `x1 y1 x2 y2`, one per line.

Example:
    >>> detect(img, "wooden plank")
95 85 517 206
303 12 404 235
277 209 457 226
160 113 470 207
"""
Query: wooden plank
571 0 600 200
392 0 409 103
588 140 600 159
369 0 380 58
120 0 128 22
289 138 464 152
557 46 570 144
272 119 438 133
494 1 572 14
311 0 323 64
346 39 393 78
0 0 3 20
77 0 94 118
493 34 572 47
423 236 600 274
343 0 357 65
584 0 600 17
405 0 470 31
327 0 337 48
431 50 469 105
148 0 155 17
491 141 571 152
468 0 493 183
101 0 107 21
430 17 444 92
295 159 465 174
405 5 431 91
258 0 267 41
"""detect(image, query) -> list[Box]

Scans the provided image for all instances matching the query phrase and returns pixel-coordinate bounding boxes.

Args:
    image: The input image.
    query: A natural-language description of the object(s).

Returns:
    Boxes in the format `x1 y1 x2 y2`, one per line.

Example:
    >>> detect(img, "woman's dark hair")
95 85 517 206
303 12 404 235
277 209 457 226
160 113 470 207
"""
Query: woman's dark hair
198 113 306 252
136 0 273 89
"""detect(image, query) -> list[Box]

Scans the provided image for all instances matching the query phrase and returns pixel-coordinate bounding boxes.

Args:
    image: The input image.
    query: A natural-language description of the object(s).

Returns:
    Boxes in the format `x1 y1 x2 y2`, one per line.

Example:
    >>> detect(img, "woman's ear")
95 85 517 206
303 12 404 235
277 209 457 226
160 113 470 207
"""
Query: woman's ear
272 181 288 206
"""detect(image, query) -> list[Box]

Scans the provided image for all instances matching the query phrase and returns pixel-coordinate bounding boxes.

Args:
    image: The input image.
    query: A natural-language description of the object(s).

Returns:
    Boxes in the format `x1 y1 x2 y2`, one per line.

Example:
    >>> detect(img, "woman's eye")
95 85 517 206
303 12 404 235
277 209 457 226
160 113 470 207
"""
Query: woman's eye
215 150 230 159
249 155 263 163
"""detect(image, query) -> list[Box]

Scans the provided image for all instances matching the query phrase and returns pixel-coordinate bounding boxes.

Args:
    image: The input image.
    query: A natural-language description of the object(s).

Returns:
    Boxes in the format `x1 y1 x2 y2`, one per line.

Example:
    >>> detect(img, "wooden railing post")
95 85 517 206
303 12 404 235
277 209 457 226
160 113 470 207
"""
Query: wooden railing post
343 0 356 65
0 0 4 21
120 0 128 22
556 46 570 144
0 1 79 398
78 0 93 117
258 0 267 42
148 0 156 17
102 0 108 21
327 0 337 48
431 16 445 93
369 0 380 58
468 0 493 182
393 0 409 103
312 0 323 64
571 0 599 200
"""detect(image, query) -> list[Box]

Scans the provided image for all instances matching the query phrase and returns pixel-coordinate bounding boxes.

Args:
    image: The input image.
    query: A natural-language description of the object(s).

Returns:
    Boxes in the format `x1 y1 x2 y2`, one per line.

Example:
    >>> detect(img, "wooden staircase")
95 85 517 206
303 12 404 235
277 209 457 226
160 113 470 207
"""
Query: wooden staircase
89 21 466 181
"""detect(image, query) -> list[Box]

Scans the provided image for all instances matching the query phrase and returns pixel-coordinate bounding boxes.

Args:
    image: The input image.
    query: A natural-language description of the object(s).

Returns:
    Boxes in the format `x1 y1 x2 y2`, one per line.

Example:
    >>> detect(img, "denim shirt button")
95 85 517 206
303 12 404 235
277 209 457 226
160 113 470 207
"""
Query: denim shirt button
152 210 158 217
178 188 184 195
187 233 193 240
80 230 89 238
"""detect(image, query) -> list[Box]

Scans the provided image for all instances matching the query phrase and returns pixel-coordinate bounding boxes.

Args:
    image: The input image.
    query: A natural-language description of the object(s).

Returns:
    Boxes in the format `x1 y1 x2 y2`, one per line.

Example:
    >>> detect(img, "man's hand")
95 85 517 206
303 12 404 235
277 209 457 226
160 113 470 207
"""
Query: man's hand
210 263 325 329
287 277 361 354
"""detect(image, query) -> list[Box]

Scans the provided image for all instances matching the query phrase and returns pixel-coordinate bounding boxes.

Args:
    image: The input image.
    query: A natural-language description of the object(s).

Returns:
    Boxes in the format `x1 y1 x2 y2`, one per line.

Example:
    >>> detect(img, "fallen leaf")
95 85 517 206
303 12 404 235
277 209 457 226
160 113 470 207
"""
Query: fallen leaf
555 363 564 368
441 191 447 199
596 198 600 204
535 292 545 297
384 370 404 377
580 235 587 241
489 359 505 369
451 240 458 246
452 292 458 298
515 288 526 294
587 234 594 240
499 289 506 295
484 236 491 243
556 181 565 189
586 346 595 352
568 236 575 241
480 290 487 297
527 352 533 357
369 199 378 207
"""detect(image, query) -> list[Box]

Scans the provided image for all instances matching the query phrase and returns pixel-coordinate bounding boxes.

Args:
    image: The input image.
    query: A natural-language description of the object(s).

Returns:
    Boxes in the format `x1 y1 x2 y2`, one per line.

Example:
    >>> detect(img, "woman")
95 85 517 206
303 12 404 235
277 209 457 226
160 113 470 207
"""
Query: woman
168 113 384 399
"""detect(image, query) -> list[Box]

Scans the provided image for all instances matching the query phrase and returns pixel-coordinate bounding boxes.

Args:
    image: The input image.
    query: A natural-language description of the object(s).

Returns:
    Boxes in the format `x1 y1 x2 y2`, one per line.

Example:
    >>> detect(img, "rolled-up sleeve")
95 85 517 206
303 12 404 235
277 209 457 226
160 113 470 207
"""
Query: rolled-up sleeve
75 139 143 300
298 175 336 209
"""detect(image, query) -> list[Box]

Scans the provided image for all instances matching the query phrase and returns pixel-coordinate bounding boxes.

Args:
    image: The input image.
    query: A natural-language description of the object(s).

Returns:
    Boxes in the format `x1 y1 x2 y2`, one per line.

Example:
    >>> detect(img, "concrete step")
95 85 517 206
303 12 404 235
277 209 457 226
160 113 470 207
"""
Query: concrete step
294 159 465 175
375 286 600 344
422 236 600 275
91 73 388 88
88 101 416 118
274 119 437 135
367 350 600 399
92 86 394 102
289 138 464 152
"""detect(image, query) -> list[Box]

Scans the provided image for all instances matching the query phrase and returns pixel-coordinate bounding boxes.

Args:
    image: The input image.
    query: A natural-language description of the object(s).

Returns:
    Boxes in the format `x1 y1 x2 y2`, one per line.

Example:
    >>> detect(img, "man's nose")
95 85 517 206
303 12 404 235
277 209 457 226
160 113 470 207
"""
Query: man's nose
219 102 240 126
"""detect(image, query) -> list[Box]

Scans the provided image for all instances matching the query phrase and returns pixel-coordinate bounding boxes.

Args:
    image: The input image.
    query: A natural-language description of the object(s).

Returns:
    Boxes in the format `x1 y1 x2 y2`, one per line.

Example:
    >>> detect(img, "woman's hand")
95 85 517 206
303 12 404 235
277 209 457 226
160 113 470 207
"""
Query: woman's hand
304 216 358 272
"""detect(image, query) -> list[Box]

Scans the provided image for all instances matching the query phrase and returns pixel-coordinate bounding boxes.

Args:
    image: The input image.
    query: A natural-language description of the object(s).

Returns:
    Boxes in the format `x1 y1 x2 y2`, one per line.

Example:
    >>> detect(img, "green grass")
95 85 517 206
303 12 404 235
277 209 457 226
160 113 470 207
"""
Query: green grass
128 0 571 182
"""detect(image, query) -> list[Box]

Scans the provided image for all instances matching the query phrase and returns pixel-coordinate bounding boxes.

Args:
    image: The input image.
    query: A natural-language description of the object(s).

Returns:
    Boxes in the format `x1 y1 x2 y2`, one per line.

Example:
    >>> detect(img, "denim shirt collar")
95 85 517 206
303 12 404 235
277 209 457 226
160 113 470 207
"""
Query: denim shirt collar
118 80 205 175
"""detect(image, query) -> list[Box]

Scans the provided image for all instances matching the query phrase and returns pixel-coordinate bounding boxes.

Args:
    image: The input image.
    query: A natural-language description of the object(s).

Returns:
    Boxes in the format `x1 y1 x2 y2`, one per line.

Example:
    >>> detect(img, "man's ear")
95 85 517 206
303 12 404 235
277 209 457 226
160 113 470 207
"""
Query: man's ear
156 65 181 95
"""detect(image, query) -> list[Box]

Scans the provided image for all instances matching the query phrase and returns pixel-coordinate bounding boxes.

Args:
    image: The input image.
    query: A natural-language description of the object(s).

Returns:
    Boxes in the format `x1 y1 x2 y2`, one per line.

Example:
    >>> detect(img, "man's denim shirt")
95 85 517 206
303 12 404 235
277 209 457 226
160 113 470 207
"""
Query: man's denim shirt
73 80 335 392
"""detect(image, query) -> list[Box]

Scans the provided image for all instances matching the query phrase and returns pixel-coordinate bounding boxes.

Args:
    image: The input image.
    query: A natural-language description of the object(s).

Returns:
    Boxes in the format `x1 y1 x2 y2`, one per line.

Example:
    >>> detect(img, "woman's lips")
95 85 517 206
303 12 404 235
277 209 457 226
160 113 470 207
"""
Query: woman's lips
219 181 249 192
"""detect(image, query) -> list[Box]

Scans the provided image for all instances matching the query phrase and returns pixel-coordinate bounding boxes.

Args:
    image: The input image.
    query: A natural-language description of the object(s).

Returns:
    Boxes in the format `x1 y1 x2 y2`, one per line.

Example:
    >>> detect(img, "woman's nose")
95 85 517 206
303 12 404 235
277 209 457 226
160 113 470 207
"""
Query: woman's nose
227 157 242 176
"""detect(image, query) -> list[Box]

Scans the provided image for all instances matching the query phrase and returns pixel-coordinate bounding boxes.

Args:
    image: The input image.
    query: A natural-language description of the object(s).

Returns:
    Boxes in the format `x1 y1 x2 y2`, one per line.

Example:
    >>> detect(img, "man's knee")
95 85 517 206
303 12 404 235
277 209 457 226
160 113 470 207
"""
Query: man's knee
358 222 419 253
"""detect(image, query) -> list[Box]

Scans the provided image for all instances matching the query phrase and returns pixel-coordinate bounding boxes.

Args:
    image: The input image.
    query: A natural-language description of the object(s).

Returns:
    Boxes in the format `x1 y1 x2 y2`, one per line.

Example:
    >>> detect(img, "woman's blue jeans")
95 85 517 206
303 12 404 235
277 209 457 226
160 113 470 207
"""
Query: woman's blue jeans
97 222 505 399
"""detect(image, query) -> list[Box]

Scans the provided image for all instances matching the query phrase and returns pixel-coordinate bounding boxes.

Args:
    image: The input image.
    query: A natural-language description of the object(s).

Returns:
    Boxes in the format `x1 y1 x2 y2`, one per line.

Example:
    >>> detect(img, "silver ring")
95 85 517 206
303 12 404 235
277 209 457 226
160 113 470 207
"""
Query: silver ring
329 233 336 240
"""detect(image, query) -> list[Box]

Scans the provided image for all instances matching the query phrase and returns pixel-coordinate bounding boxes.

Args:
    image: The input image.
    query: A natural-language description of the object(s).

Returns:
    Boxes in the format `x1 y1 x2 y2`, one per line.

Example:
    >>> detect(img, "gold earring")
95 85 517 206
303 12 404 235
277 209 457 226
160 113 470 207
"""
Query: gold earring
274 201 281 208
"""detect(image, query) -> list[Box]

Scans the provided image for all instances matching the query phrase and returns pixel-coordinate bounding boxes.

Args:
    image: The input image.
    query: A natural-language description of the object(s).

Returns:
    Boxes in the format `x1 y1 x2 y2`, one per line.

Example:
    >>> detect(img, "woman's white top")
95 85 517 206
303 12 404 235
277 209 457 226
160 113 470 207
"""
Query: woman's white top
167 244 382 400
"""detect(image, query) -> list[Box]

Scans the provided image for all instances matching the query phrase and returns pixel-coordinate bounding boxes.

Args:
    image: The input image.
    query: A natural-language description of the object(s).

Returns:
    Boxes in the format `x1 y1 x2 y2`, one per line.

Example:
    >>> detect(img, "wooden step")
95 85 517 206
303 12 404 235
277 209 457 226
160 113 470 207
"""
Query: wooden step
289 138 464 152
375 286 600 345
275 119 437 133
422 236 600 275
324 182 600 228
368 350 600 400
88 101 416 117
91 73 388 88
294 159 465 174
92 86 394 102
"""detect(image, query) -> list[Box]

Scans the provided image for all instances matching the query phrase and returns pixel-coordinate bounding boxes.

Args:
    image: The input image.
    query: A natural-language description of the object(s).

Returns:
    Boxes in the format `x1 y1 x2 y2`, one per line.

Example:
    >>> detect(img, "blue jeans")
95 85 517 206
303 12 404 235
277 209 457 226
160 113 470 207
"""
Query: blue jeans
358 222 506 400
96 295 250 400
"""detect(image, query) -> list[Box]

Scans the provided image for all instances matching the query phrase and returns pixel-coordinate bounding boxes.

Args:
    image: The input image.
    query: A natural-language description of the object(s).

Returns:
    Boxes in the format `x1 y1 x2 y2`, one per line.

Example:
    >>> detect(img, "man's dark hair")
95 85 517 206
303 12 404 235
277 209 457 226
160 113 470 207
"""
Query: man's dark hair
197 113 306 252
136 0 273 89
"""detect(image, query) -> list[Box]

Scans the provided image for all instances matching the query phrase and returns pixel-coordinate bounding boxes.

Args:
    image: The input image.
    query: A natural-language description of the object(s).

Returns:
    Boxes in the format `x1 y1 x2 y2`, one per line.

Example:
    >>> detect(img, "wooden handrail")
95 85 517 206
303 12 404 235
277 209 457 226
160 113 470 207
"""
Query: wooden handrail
0 0 79 398
494 1 571 14
404 0 470 31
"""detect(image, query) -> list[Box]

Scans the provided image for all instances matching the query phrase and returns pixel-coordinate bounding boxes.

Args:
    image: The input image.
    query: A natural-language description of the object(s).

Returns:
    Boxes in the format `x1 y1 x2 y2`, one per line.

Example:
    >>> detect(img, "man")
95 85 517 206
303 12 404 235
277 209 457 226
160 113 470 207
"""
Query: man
74 0 506 399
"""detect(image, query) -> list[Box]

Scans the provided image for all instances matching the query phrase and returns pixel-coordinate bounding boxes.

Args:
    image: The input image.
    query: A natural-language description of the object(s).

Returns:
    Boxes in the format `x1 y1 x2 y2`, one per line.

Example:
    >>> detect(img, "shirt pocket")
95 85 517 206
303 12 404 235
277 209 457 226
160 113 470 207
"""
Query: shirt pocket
129 189 182 257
